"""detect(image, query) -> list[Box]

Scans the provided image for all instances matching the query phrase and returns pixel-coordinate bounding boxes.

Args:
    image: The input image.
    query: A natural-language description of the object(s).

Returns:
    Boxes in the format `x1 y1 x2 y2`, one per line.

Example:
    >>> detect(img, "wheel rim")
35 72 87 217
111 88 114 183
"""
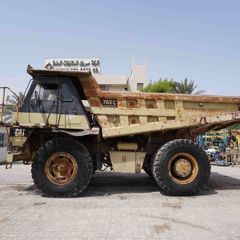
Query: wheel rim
45 152 78 185
168 152 198 184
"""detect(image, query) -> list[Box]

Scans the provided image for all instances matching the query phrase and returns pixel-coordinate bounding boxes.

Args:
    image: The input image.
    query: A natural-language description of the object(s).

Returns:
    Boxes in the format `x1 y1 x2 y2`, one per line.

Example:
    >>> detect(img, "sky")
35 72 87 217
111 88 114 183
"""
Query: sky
0 0 240 95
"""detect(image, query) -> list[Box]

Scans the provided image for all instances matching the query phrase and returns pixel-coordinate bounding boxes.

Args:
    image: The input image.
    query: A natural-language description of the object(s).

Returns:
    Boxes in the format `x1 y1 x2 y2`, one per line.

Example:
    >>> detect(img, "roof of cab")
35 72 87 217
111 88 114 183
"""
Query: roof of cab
27 65 92 79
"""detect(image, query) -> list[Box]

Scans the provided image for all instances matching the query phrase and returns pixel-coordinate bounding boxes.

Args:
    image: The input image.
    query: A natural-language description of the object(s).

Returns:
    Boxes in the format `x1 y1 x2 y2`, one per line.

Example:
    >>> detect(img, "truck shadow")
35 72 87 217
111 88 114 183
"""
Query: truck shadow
205 171 240 191
82 172 160 197
81 171 240 197
198 171 240 196
22 171 240 197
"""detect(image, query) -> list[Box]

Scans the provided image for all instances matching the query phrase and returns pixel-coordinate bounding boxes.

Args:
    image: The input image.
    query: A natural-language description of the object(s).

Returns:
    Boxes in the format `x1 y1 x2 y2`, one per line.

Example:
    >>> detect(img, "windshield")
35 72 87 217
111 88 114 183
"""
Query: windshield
19 78 88 125
31 82 59 101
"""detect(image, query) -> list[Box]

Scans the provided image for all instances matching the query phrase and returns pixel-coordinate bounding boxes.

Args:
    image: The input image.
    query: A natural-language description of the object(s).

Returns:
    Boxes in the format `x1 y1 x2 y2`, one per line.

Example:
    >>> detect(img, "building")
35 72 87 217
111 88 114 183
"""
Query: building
44 58 148 92
96 75 128 91
96 65 147 92
129 65 148 91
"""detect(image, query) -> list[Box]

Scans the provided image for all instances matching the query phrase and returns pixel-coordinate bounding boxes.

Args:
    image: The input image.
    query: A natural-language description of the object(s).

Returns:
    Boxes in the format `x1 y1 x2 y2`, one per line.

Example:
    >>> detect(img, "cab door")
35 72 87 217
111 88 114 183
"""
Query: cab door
58 80 90 129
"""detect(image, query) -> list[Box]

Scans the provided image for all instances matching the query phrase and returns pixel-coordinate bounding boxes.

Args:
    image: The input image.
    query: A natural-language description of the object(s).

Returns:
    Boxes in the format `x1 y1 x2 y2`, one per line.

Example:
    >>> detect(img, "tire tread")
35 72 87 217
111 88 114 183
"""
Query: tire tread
153 139 211 196
31 137 93 198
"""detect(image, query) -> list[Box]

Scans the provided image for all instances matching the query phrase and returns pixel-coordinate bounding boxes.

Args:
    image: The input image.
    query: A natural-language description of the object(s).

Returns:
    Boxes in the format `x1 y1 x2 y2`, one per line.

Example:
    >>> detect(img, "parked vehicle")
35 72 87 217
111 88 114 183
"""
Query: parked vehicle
1 65 240 197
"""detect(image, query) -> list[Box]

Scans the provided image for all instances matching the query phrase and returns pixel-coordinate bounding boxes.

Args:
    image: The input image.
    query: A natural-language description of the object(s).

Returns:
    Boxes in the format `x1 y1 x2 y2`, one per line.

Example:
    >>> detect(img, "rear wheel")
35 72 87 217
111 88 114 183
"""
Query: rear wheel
142 156 153 177
153 139 210 196
32 137 93 197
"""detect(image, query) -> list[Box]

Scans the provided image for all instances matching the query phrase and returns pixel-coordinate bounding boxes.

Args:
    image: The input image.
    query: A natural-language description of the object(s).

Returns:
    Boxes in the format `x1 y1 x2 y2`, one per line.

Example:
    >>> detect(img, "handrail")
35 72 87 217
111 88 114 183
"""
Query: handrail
46 97 64 127
22 79 33 101
0 87 20 126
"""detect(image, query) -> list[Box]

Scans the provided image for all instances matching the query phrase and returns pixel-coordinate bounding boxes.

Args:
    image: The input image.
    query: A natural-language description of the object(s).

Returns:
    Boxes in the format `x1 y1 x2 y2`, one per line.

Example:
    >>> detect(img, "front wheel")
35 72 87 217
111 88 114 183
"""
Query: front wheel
153 139 210 196
31 137 93 197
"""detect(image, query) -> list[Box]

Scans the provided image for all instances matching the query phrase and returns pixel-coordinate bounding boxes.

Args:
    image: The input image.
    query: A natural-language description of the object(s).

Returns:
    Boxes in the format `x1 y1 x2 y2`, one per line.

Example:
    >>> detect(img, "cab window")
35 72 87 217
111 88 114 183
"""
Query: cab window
31 83 59 101
61 82 73 101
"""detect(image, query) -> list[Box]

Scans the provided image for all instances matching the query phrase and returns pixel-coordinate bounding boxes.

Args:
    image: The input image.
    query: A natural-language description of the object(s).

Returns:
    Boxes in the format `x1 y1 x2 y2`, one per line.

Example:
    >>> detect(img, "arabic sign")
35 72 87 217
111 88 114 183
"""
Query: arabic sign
44 58 101 74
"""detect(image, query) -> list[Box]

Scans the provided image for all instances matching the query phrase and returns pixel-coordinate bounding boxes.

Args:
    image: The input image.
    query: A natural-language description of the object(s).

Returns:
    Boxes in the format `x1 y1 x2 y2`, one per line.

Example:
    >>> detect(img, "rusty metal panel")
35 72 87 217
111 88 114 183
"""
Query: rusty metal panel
109 151 146 173
183 102 239 111
109 151 136 173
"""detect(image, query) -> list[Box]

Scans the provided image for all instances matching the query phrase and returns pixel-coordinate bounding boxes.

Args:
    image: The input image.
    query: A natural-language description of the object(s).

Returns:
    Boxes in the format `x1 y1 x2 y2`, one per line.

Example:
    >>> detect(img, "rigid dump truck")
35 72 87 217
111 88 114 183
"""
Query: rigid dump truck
1 65 240 197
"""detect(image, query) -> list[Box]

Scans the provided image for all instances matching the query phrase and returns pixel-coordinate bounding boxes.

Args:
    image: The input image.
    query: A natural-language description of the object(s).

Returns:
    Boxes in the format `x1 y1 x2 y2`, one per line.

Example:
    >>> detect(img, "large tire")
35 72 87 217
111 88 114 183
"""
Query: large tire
153 139 210 196
142 156 153 177
31 137 93 197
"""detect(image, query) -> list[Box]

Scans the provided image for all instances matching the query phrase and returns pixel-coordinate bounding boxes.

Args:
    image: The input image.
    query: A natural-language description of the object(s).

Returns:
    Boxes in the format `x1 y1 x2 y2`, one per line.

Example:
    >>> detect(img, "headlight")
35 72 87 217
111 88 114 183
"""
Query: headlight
14 128 26 137
10 128 32 138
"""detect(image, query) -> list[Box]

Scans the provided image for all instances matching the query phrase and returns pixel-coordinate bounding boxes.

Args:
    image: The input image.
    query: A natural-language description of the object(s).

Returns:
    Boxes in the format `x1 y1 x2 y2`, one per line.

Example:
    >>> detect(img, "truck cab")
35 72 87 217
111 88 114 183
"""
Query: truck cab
16 72 91 130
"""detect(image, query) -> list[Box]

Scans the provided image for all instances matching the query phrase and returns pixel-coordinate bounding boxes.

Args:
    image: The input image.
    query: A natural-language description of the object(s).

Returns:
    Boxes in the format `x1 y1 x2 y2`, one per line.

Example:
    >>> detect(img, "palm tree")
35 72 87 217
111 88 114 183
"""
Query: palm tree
174 78 205 94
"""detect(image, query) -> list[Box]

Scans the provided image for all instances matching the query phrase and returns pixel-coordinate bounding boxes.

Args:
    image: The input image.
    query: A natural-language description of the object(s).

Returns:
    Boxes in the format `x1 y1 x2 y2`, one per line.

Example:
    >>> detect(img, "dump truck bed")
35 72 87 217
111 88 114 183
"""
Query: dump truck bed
79 74 240 138
90 92 240 138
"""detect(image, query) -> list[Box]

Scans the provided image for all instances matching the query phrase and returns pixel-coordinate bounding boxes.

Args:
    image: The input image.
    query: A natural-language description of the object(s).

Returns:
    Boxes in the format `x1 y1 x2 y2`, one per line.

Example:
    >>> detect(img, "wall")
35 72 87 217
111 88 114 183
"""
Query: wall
128 65 148 92
95 64 148 92
100 84 128 91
